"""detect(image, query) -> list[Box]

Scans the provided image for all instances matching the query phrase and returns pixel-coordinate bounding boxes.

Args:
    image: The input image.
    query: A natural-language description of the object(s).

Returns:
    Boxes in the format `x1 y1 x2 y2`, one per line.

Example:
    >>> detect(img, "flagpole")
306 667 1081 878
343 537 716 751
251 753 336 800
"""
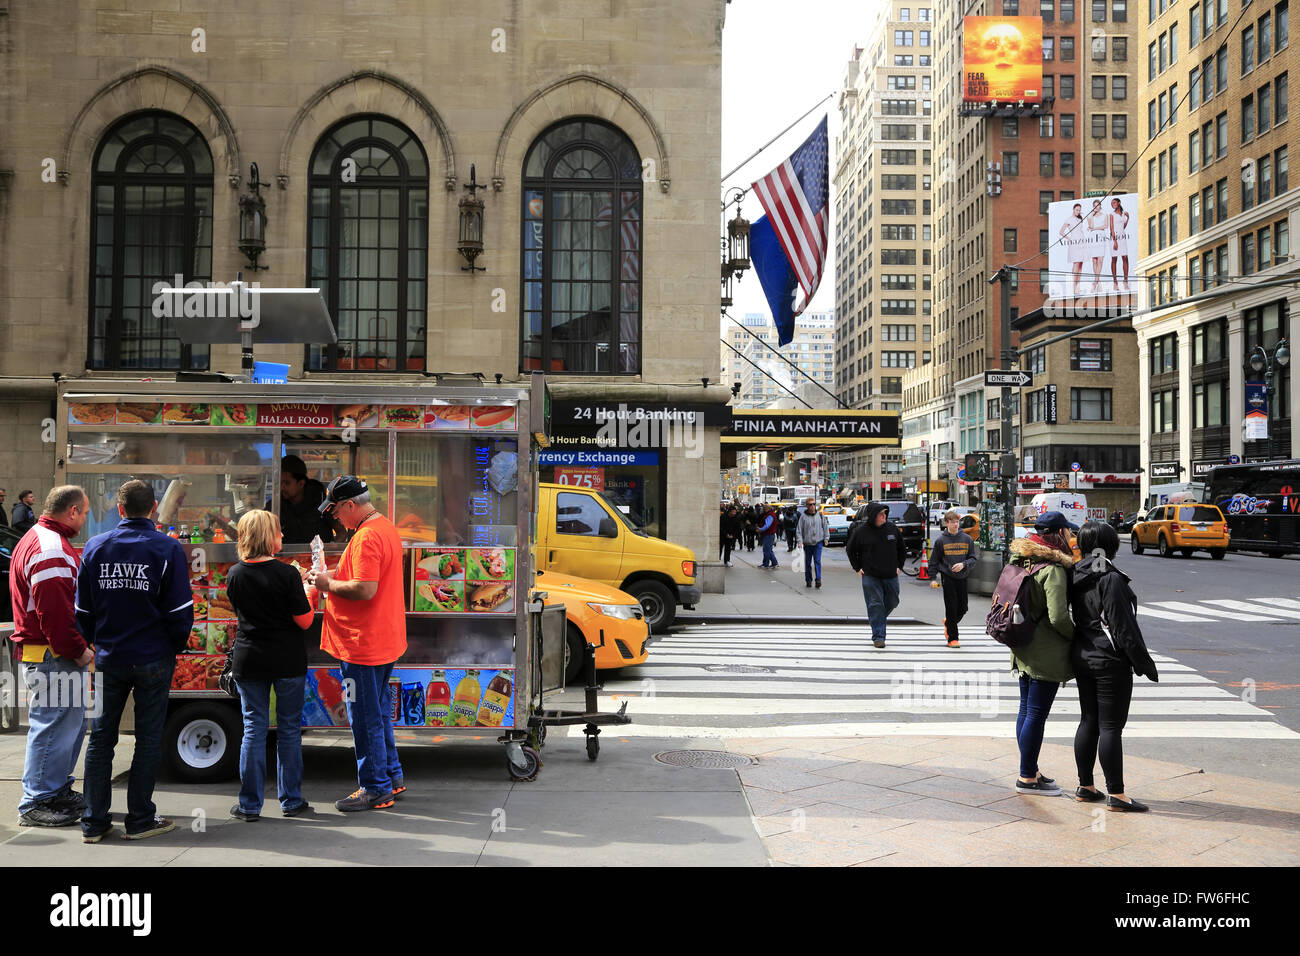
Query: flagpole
721 93 834 185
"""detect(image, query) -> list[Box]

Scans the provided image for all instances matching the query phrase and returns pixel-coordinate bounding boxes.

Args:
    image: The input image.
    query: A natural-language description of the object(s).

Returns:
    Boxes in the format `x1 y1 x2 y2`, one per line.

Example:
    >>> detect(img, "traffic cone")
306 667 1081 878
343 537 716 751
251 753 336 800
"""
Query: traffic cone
917 539 931 580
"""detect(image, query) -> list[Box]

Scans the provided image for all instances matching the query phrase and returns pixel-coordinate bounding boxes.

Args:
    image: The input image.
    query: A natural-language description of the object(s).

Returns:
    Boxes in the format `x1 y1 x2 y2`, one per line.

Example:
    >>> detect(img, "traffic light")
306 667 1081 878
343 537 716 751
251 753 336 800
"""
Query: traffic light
964 452 990 481
787 452 795 463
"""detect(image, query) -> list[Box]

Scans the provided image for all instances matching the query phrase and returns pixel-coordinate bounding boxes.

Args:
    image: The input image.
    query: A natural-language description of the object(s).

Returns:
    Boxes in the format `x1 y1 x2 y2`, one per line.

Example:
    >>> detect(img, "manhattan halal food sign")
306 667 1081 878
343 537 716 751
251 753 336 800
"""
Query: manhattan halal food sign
152 274 261 328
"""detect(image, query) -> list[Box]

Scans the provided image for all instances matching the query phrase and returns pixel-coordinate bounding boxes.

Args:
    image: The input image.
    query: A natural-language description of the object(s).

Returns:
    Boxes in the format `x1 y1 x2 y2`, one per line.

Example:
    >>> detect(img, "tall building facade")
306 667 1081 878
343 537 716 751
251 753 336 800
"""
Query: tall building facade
831 1 934 497
1135 0 1297 495
923 0 1140 501
722 312 835 408
0 0 729 561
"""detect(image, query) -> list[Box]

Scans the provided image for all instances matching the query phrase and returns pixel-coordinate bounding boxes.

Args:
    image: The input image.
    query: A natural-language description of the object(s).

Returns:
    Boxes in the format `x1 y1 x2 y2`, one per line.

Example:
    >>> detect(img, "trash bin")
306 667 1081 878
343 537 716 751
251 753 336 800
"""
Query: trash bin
968 548 1005 597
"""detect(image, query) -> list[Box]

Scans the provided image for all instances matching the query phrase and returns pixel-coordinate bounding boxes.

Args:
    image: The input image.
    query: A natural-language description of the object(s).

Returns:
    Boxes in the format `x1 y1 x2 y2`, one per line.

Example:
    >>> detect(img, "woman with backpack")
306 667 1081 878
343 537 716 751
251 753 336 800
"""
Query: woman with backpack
1005 511 1077 796
1069 521 1160 812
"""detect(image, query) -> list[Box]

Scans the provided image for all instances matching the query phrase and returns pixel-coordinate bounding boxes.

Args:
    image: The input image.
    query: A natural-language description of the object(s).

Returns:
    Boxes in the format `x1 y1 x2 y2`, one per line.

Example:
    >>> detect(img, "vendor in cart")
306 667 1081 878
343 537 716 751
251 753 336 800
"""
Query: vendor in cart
279 454 336 544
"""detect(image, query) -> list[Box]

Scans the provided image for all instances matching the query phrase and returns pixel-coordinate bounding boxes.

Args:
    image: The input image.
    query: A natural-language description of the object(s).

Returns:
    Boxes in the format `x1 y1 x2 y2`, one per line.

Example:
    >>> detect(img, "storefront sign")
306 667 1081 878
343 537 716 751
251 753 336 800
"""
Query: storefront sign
257 403 335 427
553 401 732 427
537 450 660 467
554 467 605 491
1149 461 1182 480
1191 458 1225 479
724 410 900 445
1044 385 1058 425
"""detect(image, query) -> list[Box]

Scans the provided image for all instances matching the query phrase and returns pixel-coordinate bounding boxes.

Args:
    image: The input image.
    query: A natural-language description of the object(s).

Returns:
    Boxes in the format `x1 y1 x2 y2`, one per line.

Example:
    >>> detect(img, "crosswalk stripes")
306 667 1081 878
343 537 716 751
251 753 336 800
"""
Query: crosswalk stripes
1136 596 1300 623
595 623 1300 741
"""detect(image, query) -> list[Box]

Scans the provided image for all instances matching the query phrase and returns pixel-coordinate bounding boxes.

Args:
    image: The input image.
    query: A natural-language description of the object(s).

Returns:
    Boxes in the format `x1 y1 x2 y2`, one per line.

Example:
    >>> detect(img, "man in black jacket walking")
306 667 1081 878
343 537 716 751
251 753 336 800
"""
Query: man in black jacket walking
846 503 907 648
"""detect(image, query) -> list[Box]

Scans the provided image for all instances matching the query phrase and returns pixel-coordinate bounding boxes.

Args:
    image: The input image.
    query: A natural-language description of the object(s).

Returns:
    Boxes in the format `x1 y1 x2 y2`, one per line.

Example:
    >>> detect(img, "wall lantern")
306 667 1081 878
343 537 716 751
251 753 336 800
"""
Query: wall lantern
238 161 268 271
727 209 751 276
458 164 486 272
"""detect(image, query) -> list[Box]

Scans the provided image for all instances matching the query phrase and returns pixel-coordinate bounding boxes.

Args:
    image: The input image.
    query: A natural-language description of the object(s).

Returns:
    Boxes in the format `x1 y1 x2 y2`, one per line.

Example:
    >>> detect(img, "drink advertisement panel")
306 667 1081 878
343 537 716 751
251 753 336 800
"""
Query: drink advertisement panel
1046 194 1139 297
962 17 1043 103
299 667 515 729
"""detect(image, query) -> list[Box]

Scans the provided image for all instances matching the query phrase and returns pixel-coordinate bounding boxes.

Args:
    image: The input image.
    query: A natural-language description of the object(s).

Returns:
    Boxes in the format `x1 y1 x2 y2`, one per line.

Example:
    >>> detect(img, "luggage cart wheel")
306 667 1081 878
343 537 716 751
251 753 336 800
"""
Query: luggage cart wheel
506 741 541 782
585 733 600 761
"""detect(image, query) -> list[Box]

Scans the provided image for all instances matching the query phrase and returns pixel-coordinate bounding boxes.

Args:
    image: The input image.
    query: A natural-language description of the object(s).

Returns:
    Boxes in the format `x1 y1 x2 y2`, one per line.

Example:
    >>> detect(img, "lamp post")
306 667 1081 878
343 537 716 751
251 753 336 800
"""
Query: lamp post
1248 339 1290 461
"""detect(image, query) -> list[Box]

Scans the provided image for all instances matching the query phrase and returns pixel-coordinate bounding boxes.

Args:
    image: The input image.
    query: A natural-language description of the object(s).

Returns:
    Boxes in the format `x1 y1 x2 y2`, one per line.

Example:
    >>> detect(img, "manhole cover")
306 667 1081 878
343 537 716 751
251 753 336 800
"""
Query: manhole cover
655 750 757 769
703 663 775 674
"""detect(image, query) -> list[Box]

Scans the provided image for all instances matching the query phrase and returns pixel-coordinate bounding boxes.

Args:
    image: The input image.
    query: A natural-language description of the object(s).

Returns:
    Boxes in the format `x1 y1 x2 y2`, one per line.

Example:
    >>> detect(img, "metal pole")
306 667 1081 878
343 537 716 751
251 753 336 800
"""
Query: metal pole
999 268 1014 567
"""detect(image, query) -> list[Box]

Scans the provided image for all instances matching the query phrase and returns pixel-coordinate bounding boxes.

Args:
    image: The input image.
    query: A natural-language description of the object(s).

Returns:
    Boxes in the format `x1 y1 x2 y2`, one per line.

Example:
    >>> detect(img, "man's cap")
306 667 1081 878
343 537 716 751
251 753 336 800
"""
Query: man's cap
281 454 308 478
319 474 368 512
1034 510 1078 532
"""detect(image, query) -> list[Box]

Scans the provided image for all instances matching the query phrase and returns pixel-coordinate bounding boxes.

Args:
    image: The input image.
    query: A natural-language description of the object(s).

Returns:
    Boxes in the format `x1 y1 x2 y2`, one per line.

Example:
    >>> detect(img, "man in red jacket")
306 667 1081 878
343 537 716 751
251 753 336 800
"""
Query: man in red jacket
11 486 92 827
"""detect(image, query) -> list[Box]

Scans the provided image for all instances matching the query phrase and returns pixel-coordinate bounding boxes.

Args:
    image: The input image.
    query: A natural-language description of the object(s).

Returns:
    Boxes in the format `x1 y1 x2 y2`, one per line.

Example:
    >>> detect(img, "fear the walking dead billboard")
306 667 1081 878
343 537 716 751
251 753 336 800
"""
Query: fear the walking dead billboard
1047 194 1139 297
963 17 1043 103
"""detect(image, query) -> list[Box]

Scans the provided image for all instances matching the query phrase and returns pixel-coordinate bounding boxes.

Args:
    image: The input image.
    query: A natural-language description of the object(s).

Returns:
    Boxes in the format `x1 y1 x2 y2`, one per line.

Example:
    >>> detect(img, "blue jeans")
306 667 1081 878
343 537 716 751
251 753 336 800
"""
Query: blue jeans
339 660 403 795
82 656 175 835
803 542 824 584
761 534 778 567
236 676 306 813
1016 675 1061 779
859 574 900 641
20 651 90 812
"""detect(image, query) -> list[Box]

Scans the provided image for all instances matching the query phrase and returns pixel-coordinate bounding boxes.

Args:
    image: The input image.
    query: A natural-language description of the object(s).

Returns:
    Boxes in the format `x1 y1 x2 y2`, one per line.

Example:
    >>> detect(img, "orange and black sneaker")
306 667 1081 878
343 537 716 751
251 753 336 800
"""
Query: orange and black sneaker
335 788 396 812
390 776 407 799
947 639 961 648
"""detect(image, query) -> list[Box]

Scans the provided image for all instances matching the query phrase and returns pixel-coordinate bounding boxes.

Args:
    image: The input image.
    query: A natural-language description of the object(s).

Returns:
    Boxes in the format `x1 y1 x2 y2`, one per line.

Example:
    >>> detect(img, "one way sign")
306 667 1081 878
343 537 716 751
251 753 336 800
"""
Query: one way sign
984 369 1034 388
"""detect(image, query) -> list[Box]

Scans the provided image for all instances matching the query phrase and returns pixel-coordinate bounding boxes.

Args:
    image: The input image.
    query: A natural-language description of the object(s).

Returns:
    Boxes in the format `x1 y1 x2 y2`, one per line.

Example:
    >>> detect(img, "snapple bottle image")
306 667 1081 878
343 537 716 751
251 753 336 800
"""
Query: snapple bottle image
476 672 513 727
450 670 482 727
313 668 349 726
425 670 451 727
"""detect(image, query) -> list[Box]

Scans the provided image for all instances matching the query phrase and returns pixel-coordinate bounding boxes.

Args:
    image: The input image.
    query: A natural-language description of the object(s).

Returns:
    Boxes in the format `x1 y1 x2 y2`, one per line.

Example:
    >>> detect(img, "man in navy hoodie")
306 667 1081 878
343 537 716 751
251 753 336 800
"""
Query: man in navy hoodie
75 480 194 843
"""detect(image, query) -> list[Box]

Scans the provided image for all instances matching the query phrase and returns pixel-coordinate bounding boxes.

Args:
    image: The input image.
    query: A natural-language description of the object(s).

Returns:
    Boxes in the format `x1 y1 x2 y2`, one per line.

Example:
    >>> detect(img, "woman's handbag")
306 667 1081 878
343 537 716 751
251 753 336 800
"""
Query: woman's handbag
217 653 238 698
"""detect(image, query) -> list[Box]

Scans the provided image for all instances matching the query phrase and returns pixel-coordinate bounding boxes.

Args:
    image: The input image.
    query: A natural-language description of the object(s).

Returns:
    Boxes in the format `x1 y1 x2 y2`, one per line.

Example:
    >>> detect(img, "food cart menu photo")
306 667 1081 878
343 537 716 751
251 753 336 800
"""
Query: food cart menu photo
412 547 515 613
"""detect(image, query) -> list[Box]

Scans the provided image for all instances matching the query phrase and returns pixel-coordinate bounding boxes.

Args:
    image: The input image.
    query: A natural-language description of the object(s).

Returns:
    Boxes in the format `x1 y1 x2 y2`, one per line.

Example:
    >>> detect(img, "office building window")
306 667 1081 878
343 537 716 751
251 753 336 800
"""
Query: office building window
1071 338 1113 371
1092 152 1108 177
1062 113 1076 137
1004 228 1018 251
1061 151 1076 176
1071 387 1113 420
1062 74 1076 98
1040 152 1055 176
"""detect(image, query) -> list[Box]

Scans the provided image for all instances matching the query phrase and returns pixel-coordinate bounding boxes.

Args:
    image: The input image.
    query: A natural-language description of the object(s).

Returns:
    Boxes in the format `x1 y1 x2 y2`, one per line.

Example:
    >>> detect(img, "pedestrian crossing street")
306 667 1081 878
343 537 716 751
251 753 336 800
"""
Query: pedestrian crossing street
596 624 1300 741
1136 596 1300 623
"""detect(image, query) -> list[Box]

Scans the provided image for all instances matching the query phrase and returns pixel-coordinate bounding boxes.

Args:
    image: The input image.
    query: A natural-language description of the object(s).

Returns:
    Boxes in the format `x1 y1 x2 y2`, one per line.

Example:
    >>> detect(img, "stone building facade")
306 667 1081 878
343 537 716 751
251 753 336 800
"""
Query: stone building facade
0 0 728 563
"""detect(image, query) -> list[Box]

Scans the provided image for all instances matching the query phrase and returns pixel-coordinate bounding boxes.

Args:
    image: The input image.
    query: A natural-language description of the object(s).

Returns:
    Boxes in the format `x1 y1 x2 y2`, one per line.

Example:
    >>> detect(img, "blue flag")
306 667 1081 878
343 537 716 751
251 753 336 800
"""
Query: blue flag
750 214 798 346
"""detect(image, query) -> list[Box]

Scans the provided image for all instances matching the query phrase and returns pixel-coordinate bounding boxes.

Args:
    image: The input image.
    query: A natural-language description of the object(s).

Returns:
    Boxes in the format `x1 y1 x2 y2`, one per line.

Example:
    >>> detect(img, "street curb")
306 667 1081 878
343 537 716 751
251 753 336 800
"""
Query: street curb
676 614 923 626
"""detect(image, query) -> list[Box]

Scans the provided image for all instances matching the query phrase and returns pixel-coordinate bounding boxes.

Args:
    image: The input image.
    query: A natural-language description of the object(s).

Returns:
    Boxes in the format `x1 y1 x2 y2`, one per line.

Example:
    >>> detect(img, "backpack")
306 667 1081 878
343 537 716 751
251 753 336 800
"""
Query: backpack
985 562 1047 648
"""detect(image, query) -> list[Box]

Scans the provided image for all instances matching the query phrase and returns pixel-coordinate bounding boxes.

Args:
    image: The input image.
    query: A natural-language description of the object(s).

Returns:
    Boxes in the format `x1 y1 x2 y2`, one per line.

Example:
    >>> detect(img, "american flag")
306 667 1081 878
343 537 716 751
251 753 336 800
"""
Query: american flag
751 116 828 315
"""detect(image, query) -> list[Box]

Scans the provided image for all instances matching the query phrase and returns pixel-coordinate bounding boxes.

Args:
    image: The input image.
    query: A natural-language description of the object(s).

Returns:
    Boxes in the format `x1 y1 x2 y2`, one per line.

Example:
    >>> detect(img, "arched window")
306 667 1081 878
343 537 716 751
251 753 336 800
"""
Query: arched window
89 112 213 369
521 119 642 374
307 116 428 372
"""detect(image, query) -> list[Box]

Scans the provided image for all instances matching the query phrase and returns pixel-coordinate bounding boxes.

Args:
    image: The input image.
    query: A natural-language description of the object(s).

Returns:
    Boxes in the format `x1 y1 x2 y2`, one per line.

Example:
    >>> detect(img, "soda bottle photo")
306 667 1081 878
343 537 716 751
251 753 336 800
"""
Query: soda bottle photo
424 670 451 727
401 681 425 726
449 670 482 727
475 671 513 727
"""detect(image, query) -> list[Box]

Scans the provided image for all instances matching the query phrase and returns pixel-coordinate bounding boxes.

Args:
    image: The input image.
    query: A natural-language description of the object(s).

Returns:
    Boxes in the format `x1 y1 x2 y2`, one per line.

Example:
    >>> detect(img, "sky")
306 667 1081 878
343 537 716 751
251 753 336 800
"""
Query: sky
719 0 887 338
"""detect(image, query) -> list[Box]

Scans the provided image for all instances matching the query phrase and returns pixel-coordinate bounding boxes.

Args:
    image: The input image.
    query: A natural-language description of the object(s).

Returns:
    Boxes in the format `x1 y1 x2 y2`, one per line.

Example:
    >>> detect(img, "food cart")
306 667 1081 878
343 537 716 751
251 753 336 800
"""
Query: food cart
56 374 563 782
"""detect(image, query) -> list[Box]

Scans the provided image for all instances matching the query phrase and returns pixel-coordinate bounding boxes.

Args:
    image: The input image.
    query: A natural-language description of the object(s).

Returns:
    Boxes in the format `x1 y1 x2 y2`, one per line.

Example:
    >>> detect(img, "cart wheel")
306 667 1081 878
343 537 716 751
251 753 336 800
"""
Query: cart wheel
507 746 541 782
586 735 600 761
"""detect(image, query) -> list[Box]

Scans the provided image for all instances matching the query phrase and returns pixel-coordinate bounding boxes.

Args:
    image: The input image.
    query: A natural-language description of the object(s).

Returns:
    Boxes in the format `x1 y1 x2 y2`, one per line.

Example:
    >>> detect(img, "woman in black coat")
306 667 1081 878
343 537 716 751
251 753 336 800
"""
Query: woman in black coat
1069 521 1160 813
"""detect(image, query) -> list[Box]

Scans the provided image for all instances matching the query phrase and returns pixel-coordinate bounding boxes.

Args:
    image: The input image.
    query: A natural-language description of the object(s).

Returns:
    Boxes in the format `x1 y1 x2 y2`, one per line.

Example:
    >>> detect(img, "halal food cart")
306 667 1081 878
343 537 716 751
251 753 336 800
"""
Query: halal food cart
56 374 578 782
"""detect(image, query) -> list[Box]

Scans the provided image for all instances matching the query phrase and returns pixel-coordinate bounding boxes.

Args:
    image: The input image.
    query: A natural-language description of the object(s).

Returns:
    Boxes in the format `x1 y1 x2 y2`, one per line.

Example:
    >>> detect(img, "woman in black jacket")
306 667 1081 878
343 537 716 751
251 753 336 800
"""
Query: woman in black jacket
1069 521 1160 812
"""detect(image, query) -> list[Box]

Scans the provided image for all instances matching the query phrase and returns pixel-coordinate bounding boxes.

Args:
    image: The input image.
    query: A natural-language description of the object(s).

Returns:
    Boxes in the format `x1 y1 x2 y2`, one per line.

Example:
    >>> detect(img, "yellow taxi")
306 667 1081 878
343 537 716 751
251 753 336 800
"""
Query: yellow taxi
533 569 651 683
958 512 980 540
1131 502 1230 559
820 503 847 516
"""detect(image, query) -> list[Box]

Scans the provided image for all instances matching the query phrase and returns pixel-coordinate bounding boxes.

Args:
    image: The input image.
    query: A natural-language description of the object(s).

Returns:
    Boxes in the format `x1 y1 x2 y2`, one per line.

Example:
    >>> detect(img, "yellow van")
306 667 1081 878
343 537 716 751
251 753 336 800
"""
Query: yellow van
537 483 700 632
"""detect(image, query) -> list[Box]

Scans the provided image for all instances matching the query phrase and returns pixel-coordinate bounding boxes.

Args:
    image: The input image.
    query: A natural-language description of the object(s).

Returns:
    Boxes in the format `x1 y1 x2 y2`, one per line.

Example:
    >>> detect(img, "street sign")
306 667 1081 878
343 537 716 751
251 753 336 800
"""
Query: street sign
984 369 1033 388
1229 454 1241 464
1045 384 1058 424
1070 462 1081 471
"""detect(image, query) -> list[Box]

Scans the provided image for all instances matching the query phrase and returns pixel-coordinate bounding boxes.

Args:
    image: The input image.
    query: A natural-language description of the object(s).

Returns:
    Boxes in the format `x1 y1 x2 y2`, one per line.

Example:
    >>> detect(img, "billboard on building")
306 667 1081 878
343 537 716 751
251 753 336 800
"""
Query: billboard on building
962 17 1043 103
1046 194 1140 298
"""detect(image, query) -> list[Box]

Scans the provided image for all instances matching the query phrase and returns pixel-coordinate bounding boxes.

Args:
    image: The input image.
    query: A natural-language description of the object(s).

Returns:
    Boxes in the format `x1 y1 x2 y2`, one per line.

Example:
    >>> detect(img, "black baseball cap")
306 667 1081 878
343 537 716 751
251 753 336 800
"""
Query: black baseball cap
319 474 368 513
1034 510 1078 532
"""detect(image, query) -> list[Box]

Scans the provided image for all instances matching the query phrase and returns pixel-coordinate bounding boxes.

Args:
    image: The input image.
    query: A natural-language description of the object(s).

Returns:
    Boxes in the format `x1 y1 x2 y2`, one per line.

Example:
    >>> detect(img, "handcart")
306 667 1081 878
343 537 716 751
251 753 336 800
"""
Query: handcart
507 598 631 778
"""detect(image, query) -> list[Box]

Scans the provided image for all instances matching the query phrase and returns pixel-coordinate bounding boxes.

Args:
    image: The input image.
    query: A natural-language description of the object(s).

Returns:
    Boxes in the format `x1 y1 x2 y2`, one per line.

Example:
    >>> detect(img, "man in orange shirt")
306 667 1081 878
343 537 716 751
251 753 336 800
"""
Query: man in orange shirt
307 476 407 812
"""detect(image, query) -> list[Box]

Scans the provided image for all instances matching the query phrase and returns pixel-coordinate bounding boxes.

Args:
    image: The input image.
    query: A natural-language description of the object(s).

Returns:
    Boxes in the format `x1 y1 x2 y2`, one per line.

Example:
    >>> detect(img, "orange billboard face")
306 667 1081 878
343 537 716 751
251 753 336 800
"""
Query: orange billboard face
963 17 1043 103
